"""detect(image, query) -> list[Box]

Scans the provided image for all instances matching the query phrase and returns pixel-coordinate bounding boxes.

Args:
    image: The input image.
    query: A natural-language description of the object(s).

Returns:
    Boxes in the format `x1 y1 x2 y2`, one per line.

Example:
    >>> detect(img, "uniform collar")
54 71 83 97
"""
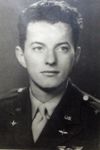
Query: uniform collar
16 79 82 126
29 87 65 120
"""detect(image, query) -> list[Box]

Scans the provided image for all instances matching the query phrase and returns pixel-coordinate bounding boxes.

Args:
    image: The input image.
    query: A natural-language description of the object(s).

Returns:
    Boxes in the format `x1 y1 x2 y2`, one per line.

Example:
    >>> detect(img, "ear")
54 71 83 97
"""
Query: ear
74 46 81 64
15 46 27 68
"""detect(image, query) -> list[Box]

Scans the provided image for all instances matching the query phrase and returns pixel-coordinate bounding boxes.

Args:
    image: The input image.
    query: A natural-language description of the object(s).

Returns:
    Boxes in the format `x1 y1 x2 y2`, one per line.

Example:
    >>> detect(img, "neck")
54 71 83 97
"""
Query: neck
30 81 67 103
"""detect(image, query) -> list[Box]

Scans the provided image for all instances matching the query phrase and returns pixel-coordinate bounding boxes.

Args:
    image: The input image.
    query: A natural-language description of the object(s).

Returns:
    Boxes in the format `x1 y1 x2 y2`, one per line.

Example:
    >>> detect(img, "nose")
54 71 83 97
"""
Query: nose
45 50 57 65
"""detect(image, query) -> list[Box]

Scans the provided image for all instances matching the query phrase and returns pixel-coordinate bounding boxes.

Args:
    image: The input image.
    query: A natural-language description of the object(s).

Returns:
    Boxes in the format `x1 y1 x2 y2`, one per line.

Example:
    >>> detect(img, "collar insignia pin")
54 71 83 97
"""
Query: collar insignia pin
58 130 68 135
64 115 72 121
11 120 17 126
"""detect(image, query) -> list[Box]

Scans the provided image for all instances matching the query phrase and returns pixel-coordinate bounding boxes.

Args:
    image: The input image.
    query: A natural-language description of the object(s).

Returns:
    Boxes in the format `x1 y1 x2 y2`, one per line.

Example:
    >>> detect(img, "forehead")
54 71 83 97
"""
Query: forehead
26 21 73 42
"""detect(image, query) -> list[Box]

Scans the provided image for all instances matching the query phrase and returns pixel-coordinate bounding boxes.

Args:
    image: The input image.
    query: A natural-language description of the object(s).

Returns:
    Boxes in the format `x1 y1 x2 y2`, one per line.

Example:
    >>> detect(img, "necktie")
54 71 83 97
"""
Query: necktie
32 105 49 142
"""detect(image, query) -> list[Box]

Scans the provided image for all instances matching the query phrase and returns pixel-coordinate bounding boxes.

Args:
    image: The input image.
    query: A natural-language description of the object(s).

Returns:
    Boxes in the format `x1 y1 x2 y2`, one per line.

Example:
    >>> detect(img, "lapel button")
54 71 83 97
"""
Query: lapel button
83 95 89 101
17 88 25 93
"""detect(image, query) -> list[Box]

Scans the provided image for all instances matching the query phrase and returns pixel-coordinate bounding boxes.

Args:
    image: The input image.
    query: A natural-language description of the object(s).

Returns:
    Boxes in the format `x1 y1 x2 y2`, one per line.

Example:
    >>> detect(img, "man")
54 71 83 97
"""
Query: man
0 0 99 149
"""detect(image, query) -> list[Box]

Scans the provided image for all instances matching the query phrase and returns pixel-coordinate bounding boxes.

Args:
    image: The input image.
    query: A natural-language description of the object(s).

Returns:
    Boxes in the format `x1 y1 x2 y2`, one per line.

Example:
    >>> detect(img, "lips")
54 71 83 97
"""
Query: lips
41 70 59 76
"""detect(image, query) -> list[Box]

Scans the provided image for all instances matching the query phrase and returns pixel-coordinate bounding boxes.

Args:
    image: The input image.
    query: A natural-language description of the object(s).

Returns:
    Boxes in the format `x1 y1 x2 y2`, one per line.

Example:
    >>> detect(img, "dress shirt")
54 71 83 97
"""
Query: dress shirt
30 88 65 120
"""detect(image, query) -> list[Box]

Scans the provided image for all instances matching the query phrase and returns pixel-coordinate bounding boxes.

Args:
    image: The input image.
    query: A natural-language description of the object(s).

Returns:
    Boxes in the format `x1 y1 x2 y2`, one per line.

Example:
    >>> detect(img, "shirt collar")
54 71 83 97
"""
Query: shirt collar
29 88 65 120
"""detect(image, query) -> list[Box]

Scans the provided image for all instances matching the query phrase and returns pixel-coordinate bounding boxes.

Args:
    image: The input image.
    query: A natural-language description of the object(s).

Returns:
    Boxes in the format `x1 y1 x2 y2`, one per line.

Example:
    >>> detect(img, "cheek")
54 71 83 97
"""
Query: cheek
24 55 43 76
24 52 38 66
24 50 44 64
59 54 75 71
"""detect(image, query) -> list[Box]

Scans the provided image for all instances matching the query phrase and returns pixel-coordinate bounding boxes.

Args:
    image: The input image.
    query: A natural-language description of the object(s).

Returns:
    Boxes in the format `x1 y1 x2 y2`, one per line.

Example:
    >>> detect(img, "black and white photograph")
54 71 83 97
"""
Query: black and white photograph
0 0 99 149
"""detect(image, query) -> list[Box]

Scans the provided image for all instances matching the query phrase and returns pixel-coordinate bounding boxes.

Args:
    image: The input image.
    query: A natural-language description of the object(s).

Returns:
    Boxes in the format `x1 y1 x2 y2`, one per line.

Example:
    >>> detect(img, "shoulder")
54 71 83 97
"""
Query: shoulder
0 87 28 112
0 87 27 99
69 82 100 149
0 87 29 128
67 81 100 133
69 81 100 115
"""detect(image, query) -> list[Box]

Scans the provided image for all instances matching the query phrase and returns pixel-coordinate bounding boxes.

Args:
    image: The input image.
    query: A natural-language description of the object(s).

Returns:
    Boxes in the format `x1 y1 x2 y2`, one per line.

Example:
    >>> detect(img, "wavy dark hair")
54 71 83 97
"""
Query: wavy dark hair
18 0 83 49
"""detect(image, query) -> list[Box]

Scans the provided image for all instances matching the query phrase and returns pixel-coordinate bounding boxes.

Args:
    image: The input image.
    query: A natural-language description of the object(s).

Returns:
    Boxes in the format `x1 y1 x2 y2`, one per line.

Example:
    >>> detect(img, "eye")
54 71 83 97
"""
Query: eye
32 46 43 51
57 45 70 53
61 46 69 52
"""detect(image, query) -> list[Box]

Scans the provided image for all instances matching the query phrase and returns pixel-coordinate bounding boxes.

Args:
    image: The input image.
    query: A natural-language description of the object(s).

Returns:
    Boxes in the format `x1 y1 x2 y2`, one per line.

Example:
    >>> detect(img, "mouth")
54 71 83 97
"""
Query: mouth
41 70 59 77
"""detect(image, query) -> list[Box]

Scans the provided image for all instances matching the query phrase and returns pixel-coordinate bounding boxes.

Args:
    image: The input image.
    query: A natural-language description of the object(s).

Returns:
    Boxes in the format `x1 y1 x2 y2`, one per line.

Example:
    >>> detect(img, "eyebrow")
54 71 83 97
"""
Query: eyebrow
55 42 70 47
31 42 45 46
31 41 70 48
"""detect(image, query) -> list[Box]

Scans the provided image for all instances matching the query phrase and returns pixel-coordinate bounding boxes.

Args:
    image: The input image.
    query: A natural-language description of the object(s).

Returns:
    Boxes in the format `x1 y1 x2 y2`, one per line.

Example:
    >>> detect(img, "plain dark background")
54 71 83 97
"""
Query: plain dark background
0 0 100 99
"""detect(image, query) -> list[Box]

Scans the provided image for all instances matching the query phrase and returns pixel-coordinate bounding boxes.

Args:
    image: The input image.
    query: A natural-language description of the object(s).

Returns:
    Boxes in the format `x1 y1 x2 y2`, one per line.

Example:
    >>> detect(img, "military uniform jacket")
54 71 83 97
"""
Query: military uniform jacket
0 81 99 150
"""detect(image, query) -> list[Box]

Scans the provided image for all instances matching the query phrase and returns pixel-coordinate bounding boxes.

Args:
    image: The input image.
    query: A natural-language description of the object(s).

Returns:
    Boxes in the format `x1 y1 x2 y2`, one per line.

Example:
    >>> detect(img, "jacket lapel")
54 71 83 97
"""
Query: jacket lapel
35 82 83 147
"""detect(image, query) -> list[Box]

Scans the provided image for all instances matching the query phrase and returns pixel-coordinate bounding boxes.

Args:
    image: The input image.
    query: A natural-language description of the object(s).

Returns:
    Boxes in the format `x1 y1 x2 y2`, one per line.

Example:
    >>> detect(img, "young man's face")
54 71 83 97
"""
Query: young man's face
16 21 78 90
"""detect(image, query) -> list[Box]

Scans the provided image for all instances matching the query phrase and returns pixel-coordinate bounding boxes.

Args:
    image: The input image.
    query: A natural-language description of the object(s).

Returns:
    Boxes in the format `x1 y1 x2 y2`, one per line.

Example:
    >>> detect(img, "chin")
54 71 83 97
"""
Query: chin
40 86 59 92
38 82 65 92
